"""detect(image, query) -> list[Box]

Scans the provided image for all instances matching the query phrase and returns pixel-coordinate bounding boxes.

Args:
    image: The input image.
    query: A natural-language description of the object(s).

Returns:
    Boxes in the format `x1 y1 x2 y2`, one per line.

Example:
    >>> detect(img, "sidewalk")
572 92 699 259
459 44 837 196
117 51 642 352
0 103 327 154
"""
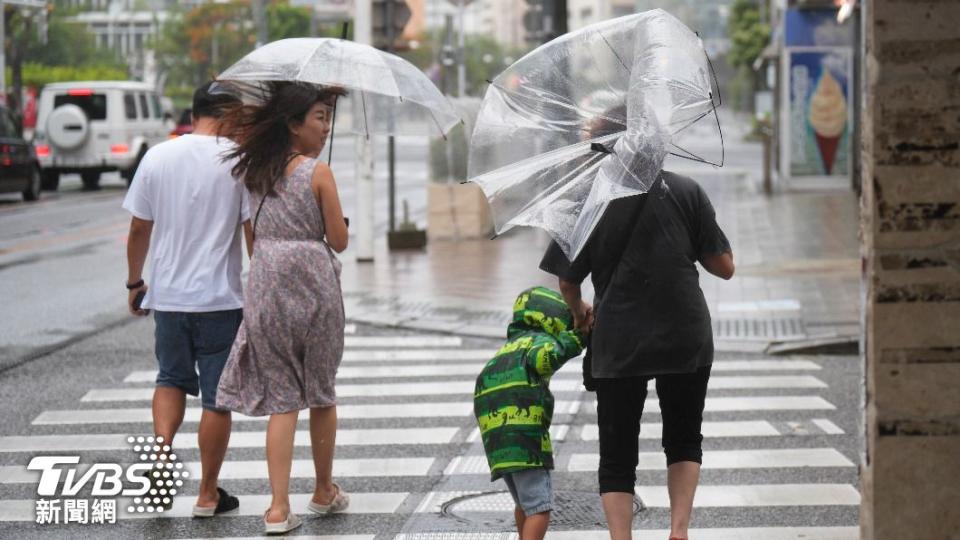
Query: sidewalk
340 115 861 349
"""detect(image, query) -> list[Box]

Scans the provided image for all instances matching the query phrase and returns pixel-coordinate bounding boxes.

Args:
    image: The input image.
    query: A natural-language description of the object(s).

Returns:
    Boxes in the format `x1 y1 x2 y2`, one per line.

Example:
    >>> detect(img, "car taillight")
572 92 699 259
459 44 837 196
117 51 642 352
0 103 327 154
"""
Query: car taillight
35 144 50 157
68 88 94 96
111 143 130 154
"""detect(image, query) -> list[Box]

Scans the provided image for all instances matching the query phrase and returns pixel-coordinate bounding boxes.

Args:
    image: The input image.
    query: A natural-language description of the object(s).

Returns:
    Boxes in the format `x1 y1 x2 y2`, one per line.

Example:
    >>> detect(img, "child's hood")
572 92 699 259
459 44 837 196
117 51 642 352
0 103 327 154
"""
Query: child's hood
507 286 575 340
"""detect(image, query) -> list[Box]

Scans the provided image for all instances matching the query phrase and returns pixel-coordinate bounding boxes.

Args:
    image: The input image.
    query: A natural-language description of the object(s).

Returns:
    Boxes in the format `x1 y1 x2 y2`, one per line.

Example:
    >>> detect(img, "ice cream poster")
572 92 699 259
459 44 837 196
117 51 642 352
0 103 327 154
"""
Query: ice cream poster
788 50 851 177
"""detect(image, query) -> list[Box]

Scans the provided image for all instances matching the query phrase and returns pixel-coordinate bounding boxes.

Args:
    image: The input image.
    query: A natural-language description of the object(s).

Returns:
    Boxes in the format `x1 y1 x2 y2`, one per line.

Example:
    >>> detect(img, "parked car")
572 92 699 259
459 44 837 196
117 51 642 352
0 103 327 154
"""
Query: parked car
33 81 169 191
170 107 193 137
0 105 41 202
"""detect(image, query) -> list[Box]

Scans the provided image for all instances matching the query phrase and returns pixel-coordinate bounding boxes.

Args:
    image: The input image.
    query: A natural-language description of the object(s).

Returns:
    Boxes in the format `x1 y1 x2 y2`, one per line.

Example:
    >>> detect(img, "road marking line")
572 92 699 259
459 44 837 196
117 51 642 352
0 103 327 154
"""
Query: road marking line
0 457 434 484
812 418 845 434
343 336 462 348
566 448 855 471
583 396 837 413
418 484 860 511
393 528 858 540
579 421 780 440
0 427 459 453
123 361 822 382
544 527 858 540
0 492 408 521
31 401 579 425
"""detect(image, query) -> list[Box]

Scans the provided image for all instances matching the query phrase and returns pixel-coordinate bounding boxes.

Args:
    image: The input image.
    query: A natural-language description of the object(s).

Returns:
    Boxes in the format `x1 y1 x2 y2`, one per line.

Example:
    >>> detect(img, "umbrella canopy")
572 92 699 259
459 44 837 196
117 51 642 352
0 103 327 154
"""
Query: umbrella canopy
211 38 461 137
467 9 722 259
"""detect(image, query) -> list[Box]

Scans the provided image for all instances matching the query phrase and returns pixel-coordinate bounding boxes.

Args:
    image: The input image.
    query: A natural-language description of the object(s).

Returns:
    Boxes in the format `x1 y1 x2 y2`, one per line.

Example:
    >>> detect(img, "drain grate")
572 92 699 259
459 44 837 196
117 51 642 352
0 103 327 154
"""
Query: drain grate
440 490 643 528
713 317 806 341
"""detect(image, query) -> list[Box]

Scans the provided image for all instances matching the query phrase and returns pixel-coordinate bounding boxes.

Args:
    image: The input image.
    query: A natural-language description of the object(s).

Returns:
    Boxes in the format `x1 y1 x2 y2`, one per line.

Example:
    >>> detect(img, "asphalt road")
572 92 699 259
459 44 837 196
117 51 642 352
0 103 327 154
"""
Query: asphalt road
0 135 434 367
0 320 861 539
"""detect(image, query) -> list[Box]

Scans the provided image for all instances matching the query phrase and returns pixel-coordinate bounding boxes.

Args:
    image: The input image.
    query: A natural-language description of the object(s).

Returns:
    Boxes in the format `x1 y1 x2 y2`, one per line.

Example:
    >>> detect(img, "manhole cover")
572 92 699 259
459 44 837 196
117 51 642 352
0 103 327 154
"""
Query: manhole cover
440 490 644 528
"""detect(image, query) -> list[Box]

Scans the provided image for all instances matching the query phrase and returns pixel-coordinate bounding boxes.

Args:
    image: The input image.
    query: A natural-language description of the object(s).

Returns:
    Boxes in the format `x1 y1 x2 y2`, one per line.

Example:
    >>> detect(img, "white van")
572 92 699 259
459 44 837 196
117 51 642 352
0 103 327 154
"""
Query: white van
34 81 169 190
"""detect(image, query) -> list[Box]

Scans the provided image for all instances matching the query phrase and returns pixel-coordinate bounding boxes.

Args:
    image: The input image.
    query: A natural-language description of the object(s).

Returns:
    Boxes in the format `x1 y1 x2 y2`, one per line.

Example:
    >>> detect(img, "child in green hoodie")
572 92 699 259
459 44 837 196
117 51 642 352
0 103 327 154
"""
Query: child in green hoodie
474 286 587 540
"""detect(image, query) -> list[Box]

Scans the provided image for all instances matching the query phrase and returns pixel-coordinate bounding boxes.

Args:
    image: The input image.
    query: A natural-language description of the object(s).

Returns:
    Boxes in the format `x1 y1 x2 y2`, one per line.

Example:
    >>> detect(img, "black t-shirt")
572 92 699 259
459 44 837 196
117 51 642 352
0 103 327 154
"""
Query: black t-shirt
539 171 731 377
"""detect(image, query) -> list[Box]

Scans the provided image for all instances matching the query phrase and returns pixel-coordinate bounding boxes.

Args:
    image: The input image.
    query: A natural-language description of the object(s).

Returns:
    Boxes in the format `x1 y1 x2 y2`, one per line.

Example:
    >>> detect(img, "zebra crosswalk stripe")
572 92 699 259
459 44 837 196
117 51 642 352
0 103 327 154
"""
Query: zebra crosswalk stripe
565 448 855 471
0 458 435 484
0 427 460 453
0 492 409 521
83 375 828 402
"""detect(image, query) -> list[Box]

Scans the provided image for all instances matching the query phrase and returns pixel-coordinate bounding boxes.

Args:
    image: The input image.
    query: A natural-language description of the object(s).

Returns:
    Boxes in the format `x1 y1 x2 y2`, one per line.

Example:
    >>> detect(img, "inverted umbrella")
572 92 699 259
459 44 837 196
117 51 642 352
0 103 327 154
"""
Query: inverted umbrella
467 9 722 260
211 38 461 138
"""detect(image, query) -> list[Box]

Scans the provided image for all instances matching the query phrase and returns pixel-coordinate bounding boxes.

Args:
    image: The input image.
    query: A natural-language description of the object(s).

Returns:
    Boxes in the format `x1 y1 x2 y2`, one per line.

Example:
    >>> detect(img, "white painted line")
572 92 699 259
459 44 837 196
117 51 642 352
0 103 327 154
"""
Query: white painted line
399 529 859 540
706 375 827 389
0 427 458 453
636 484 861 507
340 364 484 378
180 536 373 540
344 324 357 334
94 376 826 402
342 349 494 362
545 527 858 540
180 536 374 540
33 402 457 425
718 299 803 312
812 418 845 435
123 361 823 384
417 485 859 511
0 457 434 484
566 448 855 472
579 421 780 440
711 360 821 371
32 401 580 425
583 396 837 413
91 379 576 401
344 336 462 348
0 492 408 521
123 362 827 389
462 424 569 456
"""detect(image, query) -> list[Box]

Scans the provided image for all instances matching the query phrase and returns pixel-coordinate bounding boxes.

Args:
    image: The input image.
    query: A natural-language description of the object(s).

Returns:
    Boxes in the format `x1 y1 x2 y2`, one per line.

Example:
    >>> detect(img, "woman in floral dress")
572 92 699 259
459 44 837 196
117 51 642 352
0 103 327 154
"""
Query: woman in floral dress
216 82 350 535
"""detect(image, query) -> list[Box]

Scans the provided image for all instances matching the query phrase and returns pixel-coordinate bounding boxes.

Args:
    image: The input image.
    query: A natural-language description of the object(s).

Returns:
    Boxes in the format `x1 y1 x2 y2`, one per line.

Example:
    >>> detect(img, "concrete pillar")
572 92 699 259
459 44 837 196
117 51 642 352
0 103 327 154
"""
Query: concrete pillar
860 0 960 538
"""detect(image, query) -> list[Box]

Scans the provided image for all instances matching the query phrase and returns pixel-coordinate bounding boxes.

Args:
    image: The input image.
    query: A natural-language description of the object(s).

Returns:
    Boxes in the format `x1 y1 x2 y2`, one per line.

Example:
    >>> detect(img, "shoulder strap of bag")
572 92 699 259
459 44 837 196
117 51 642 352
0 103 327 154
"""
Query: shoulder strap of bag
252 152 306 241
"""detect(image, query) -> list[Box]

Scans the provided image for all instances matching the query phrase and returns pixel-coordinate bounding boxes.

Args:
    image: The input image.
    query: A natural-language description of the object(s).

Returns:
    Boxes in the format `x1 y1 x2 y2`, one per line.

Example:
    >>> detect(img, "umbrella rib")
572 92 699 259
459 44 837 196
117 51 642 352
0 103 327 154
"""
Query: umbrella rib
426 107 448 141
597 30 630 73
361 90 370 140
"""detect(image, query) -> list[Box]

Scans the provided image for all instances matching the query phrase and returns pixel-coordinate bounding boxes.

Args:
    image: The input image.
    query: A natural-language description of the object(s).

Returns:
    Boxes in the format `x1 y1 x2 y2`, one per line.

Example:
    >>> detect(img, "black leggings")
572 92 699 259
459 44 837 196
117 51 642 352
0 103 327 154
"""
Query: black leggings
595 365 711 494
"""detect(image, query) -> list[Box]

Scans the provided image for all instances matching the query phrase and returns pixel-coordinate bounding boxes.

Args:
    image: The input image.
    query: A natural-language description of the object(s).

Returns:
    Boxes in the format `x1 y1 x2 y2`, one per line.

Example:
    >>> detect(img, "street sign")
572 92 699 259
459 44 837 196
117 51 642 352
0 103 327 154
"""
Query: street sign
372 0 411 50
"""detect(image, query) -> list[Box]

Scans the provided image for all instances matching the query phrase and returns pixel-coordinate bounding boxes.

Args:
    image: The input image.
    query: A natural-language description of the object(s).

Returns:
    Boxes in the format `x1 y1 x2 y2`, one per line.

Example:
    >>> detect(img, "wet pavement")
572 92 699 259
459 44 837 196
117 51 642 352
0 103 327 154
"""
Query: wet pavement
340 114 860 347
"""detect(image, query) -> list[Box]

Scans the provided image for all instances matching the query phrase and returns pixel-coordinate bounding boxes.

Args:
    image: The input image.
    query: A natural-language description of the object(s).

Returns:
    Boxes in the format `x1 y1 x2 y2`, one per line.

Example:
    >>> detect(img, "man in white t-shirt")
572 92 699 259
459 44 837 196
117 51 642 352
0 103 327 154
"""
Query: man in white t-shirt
124 83 250 517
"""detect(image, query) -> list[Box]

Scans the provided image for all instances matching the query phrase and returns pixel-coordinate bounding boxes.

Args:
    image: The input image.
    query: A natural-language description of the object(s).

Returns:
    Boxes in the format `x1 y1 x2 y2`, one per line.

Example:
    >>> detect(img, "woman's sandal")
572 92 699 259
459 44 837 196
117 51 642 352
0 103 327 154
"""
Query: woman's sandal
307 481 350 514
264 509 302 535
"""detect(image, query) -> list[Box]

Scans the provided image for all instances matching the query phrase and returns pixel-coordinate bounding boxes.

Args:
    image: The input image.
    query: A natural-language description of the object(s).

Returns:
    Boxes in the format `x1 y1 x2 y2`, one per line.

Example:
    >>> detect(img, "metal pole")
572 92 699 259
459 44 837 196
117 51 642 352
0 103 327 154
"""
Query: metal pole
354 0 375 262
0 6 6 105
253 0 268 48
385 0 396 233
457 0 466 97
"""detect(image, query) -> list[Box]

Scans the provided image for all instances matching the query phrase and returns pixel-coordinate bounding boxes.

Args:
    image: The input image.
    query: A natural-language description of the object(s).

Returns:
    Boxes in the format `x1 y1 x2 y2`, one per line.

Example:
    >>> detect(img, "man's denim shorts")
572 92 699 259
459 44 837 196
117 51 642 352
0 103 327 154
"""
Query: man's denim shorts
502 468 553 516
154 310 242 411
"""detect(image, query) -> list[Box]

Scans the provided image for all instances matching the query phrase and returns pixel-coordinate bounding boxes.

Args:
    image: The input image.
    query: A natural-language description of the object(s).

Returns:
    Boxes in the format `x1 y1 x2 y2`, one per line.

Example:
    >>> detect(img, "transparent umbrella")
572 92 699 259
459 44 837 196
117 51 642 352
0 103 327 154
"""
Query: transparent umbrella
210 38 462 138
467 9 723 260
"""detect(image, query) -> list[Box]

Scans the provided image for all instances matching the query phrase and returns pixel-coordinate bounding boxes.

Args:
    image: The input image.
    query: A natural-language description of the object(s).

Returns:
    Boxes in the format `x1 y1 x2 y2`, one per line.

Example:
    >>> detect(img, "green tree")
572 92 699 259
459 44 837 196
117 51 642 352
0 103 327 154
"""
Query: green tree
727 0 770 111
267 2 311 40
728 0 770 70
4 7 126 115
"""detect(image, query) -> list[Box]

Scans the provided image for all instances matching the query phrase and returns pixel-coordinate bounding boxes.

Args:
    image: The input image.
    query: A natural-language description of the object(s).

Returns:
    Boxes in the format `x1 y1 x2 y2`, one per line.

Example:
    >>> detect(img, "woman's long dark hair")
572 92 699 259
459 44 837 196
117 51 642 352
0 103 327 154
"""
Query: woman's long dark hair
221 82 346 195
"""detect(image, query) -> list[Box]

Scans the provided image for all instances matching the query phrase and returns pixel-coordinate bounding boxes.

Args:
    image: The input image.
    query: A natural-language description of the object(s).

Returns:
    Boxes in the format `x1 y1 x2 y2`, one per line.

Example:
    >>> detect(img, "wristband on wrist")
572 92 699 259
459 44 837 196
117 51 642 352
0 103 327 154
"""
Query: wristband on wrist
126 279 145 290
